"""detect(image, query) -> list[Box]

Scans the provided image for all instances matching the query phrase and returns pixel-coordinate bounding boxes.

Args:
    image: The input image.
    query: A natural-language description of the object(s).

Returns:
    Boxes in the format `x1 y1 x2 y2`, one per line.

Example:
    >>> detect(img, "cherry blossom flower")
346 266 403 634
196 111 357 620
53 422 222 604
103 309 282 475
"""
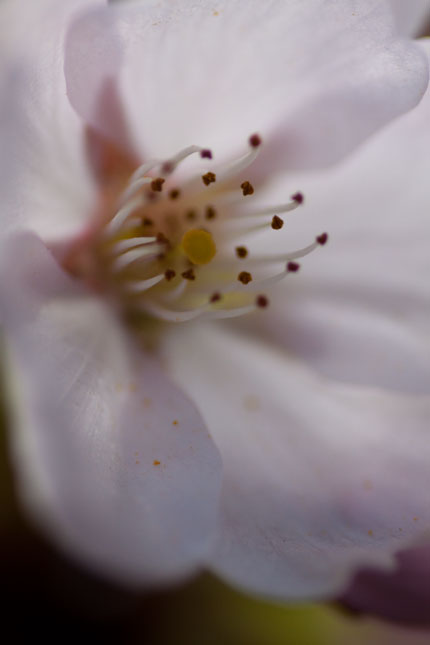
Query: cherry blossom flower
0 0 429 602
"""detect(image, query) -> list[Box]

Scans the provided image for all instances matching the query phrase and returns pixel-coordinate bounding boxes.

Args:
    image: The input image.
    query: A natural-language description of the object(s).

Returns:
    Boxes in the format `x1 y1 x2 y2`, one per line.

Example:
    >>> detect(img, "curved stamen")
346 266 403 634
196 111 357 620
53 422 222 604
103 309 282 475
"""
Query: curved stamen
125 274 165 293
160 278 188 302
113 237 158 255
242 197 303 218
249 238 323 264
162 145 211 173
112 244 161 272
107 194 147 235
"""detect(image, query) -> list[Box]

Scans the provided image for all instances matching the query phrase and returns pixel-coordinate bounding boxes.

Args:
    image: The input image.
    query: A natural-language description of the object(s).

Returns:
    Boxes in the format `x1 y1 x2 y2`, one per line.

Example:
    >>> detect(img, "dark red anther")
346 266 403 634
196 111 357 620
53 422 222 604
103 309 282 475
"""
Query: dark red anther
287 261 300 272
164 269 176 281
256 295 269 308
200 149 213 159
249 133 262 148
316 232 328 246
291 192 304 204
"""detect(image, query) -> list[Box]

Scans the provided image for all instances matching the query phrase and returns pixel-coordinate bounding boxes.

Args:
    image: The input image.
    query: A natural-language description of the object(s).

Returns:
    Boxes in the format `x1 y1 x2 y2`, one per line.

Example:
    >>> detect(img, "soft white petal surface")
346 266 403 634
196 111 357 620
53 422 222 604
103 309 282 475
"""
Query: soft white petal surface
65 0 428 169
389 0 430 35
0 0 101 240
0 233 222 586
230 40 430 394
162 323 430 600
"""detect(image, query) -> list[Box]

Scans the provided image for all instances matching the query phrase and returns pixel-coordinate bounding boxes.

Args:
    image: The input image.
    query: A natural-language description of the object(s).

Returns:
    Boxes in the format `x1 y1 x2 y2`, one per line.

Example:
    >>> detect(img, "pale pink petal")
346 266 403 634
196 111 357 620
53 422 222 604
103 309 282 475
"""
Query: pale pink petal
235 40 430 393
1 233 222 586
389 0 430 35
231 39 430 394
65 0 428 170
0 0 102 240
162 323 430 600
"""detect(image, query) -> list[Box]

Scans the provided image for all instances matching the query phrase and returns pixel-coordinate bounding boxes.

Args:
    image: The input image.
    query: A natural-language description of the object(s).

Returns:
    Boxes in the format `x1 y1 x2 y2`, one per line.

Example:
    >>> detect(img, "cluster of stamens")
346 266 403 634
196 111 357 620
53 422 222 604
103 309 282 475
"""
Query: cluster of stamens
73 135 328 324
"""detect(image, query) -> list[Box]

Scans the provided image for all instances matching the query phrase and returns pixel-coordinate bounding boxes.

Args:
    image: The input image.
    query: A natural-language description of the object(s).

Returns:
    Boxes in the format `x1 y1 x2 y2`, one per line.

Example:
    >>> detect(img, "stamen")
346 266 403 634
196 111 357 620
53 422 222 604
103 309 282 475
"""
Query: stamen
161 145 210 174
238 271 253 284
125 273 165 293
169 188 181 200
216 138 261 181
291 192 304 204
151 177 165 192
107 195 146 235
186 209 198 221
249 133 262 148
202 172 217 186
205 205 217 220
241 181 254 196
235 246 248 259
112 236 158 255
199 304 259 320
246 197 303 217
88 135 323 328
256 295 269 308
164 269 176 281
271 215 284 230
161 278 188 302
112 244 161 272
316 232 329 245
181 268 196 281
251 237 325 264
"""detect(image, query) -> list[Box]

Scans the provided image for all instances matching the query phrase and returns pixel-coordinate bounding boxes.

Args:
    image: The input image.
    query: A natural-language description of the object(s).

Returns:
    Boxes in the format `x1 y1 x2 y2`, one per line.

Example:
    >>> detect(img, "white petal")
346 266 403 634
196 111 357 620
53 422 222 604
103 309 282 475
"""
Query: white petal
0 0 101 240
389 0 430 35
162 323 430 600
1 233 222 586
65 0 428 169
237 40 430 393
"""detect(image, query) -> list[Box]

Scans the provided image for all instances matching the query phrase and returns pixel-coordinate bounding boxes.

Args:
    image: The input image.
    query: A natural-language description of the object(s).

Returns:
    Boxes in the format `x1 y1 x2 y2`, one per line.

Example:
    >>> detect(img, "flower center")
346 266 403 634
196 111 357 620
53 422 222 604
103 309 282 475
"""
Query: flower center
64 134 327 324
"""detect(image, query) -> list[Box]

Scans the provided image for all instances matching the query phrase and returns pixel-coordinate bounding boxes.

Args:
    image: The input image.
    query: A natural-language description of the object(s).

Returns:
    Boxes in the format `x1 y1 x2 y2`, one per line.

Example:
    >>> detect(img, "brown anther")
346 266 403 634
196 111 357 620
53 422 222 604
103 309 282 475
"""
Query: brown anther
241 181 254 196
291 192 304 204
169 188 180 200
185 209 197 221
256 295 269 308
181 268 196 281
156 232 170 245
210 292 222 303
287 261 300 272
200 149 213 159
235 246 248 259
271 215 284 230
202 172 216 186
164 269 176 281
143 217 154 227
205 205 217 220
238 271 253 285
151 177 165 192
316 232 328 246
249 133 262 148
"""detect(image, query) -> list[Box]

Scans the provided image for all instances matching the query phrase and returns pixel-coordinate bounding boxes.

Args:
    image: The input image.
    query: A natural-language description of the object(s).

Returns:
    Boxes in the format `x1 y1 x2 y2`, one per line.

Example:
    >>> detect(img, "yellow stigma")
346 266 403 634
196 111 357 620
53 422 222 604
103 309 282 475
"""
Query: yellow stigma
181 228 216 265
